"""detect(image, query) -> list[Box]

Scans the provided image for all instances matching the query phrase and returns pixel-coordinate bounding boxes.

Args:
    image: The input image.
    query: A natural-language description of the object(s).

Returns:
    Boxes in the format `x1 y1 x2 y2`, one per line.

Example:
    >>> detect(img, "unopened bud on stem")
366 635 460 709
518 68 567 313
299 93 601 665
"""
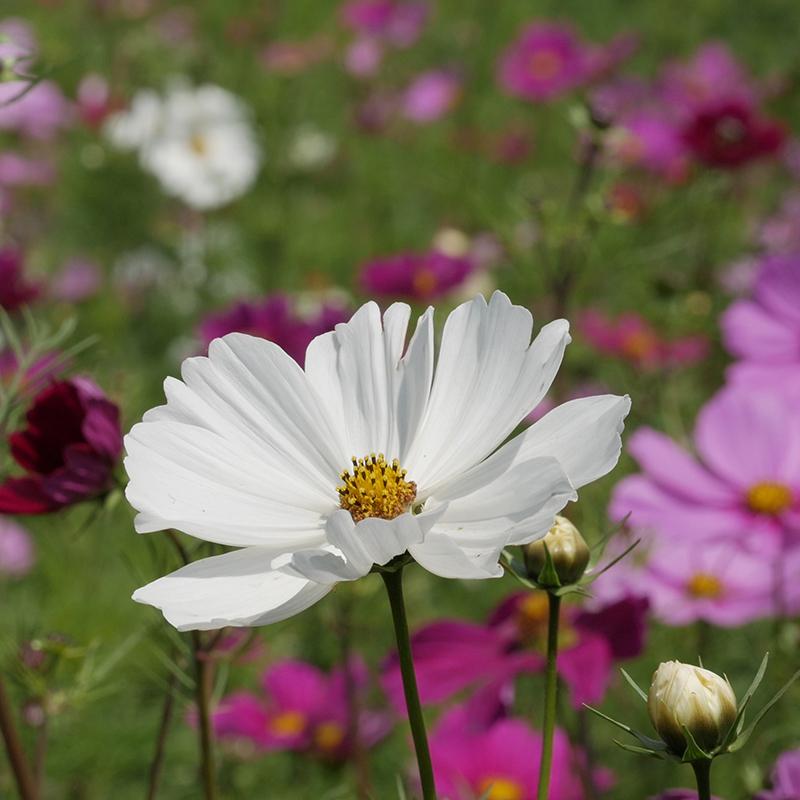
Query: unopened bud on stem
523 515 591 586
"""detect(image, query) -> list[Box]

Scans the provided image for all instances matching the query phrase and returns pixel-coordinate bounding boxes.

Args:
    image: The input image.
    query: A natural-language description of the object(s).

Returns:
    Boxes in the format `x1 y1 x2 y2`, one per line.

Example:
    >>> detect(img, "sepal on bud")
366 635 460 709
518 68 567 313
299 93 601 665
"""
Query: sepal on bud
523 516 591 587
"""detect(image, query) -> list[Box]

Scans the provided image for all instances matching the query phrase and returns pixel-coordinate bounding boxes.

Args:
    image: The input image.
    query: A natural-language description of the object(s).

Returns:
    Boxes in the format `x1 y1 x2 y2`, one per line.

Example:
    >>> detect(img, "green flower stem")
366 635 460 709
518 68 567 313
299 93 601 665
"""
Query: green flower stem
692 759 713 800
537 592 562 800
191 632 218 800
0 674 37 800
381 568 436 800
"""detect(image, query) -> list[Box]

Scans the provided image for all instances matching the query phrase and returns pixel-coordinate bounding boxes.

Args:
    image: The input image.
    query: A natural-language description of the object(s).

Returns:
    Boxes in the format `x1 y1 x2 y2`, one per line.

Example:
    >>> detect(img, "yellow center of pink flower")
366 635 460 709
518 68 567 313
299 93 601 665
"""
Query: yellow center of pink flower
314 721 345 751
338 454 417 522
686 572 723 599
270 710 306 737
412 267 439 297
528 50 563 81
478 776 525 800
516 591 577 650
746 482 793 515
621 330 658 361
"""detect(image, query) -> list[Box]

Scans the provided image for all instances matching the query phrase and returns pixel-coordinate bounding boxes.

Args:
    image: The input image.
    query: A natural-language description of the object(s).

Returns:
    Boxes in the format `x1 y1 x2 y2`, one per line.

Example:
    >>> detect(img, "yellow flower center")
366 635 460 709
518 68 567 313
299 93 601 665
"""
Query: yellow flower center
314 721 345 751
269 710 306 737
412 267 439 297
337 454 417 523
528 50 562 81
478 776 525 800
189 133 208 156
517 591 576 650
746 482 793 515
687 572 723 599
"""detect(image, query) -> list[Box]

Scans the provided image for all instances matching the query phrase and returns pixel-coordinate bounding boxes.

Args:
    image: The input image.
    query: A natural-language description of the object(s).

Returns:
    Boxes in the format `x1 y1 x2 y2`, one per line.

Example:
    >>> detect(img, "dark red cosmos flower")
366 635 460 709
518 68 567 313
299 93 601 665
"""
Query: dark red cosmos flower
682 101 785 168
0 378 122 514
0 248 40 311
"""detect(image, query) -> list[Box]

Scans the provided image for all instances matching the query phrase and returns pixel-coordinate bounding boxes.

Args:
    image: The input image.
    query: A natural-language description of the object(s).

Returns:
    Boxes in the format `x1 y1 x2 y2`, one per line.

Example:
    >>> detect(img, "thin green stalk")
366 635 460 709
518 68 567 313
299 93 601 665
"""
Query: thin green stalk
537 593 562 800
692 759 712 800
381 569 436 800
0 674 37 800
191 633 217 800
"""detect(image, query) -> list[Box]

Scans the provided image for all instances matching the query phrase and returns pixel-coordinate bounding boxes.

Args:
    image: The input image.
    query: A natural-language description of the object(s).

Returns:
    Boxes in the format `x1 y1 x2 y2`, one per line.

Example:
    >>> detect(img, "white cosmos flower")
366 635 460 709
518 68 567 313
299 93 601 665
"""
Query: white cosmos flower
127 292 630 631
105 83 261 210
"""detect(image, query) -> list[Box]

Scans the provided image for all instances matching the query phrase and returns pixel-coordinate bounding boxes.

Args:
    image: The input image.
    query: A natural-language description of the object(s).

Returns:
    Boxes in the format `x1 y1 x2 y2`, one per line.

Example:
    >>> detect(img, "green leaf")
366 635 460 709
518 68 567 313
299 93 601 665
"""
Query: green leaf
720 652 769 749
620 668 649 703
582 538 641 585
613 740 667 760
728 667 800 753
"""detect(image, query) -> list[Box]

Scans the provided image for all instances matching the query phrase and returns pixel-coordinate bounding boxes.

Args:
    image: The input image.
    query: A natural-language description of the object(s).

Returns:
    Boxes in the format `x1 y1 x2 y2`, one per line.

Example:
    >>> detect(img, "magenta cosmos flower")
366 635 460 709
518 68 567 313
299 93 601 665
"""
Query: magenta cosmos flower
0 378 122 514
498 22 598 103
722 255 800 392
213 658 391 760
756 748 800 800
578 310 708 370
609 386 800 554
0 247 40 311
339 0 428 48
430 712 586 800
198 294 350 366
0 516 35 577
359 250 473 302
401 70 462 123
382 591 647 710
682 100 785 169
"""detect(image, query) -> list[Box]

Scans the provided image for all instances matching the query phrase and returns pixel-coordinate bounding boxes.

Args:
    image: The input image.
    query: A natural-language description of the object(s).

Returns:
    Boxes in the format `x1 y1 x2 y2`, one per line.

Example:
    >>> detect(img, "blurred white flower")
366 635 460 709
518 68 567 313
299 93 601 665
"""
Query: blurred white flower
287 125 337 171
105 83 261 210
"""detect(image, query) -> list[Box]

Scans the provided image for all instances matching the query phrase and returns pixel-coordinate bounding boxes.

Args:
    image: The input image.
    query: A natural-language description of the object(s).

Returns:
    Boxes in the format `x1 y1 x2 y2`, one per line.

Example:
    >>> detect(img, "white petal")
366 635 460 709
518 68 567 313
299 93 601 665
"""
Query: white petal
428 455 576 548
515 395 632 489
273 544 366 585
405 292 571 493
409 533 505 580
305 302 434 461
125 422 329 548
132 547 331 631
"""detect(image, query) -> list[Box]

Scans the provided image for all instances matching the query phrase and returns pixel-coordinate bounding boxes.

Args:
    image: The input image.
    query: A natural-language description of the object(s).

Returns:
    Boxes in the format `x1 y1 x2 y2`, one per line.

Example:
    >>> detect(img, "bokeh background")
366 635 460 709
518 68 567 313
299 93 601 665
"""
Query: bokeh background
2 1 800 798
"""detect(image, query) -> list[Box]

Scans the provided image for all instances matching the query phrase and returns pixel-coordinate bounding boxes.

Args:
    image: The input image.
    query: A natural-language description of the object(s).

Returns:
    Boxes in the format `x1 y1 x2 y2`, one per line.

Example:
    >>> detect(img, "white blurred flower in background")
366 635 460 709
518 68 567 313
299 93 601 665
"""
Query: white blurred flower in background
105 83 261 210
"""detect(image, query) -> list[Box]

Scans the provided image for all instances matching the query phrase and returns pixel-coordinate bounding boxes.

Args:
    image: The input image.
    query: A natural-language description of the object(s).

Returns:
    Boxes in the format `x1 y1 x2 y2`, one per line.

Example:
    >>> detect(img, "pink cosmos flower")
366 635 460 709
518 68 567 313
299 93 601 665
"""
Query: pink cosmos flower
0 247 40 311
76 73 119 129
0 153 55 187
0 81 72 140
498 22 596 103
0 378 122 514
198 294 350 366
430 711 591 800
339 0 428 48
359 250 473 301
0 516 35 577
578 310 708 370
756 747 800 800
50 258 102 302
758 192 800 255
213 658 391 761
400 70 462 123
722 255 800 390
344 37 384 77
607 112 690 182
609 386 800 555
382 592 647 711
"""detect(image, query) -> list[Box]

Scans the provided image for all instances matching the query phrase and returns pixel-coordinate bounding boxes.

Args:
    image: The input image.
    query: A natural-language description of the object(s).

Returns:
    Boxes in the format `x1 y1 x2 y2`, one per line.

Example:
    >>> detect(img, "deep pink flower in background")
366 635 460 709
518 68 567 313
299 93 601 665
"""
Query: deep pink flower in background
359 250 473 301
213 658 391 760
430 712 590 800
0 516 35 577
610 387 800 555
76 73 119 129
756 748 800 800
0 247 40 311
382 592 648 711
578 310 708 370
682 101 785 169
340 0 428 48
400 70 462 123
0 378 122 514
607 112 690 182
198 294 350 366
498 22 597 103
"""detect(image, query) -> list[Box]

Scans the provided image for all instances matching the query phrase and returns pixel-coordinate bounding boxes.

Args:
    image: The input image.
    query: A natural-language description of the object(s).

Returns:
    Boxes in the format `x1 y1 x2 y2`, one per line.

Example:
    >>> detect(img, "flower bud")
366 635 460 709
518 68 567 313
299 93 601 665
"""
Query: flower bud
523 515 591 586
647 661 737 755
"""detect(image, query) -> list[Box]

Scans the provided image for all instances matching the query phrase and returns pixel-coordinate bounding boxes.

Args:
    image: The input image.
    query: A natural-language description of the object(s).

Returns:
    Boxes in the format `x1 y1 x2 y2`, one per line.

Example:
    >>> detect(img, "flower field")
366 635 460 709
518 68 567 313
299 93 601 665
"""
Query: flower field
1 1 800 798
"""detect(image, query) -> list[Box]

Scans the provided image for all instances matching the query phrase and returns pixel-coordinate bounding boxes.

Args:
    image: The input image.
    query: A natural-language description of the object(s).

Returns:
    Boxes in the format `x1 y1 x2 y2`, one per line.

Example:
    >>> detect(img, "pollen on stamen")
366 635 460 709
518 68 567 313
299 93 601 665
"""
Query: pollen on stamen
338 453 417 522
